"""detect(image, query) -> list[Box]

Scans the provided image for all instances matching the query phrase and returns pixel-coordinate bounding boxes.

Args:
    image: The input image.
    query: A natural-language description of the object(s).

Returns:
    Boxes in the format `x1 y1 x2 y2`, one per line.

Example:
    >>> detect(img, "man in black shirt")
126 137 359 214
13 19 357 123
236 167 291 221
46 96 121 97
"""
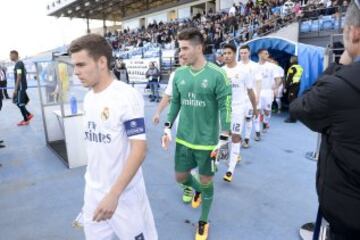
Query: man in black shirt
10 50 33 126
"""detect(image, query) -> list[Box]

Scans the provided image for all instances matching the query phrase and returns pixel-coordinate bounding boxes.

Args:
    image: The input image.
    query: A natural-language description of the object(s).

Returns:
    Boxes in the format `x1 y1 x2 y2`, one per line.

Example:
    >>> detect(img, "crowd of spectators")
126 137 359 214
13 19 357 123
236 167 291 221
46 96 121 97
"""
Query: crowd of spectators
104 0 347 56
105 0 300 54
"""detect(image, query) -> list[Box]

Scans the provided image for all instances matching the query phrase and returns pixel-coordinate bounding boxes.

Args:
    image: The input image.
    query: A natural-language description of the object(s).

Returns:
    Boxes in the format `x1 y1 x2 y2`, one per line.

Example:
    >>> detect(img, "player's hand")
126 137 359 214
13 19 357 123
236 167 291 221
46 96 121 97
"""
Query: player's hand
211 134 230 159
152 112 160 125
13 91 17 97
161 127 172 150
93 192 118 222
253 108 259 117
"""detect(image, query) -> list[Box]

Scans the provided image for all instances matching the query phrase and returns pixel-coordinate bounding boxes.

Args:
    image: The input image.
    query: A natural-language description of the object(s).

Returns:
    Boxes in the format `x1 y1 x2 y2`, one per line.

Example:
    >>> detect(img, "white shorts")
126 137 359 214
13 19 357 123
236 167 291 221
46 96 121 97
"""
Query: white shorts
231 107 246 135
259 90 274 111
83 179 158 240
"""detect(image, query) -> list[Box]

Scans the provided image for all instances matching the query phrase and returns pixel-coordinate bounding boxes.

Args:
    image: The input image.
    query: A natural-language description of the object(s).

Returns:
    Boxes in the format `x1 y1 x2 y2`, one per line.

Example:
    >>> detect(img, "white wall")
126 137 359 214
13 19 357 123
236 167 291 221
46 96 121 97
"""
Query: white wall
220 0 233 10
178 7 191 19
122 19 140 30
147 13 168 25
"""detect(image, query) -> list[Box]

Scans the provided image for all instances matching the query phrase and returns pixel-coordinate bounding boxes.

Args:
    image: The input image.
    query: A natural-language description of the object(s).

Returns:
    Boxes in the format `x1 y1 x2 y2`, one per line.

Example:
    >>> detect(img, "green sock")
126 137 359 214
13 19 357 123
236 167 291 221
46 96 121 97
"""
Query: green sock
181 174 201 192
199 181 214 222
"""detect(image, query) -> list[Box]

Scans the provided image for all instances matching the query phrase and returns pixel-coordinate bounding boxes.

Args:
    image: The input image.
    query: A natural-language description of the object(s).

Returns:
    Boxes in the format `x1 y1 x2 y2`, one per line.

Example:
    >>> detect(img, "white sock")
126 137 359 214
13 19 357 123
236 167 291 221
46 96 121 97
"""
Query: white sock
245 118 252 139
228 142 241 174
254 115 261 133
264 112 271 125
276 97 281 111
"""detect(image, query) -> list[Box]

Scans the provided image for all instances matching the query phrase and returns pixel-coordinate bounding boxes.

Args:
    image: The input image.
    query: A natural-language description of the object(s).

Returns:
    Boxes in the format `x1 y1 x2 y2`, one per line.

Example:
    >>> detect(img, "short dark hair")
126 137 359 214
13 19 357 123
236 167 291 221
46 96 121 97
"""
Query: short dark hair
69 34 113 69
239 45 251 51
258 48 268 54
177 28 204 45
223 43 237 53
10 50 19 56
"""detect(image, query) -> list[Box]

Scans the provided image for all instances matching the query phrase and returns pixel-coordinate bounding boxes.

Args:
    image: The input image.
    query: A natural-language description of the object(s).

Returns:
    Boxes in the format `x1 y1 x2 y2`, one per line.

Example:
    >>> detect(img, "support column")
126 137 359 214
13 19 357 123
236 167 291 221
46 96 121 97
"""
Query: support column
86 18 90 34
103 18 107 35
216 0 221 12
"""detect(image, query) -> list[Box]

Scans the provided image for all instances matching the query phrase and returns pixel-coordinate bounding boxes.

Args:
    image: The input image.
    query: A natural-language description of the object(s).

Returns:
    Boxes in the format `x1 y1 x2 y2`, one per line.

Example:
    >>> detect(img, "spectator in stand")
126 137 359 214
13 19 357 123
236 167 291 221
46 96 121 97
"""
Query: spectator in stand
145 62 160 102
229 4 237 16
113 59 129 84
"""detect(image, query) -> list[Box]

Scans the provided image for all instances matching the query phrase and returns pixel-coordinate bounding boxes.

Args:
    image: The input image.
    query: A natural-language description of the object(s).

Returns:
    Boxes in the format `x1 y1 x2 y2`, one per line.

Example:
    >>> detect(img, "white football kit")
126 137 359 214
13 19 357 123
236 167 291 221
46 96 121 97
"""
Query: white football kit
223 63 253 135
274 64 285 98
83 80 158 240
238 60 258 119
255 61 277 111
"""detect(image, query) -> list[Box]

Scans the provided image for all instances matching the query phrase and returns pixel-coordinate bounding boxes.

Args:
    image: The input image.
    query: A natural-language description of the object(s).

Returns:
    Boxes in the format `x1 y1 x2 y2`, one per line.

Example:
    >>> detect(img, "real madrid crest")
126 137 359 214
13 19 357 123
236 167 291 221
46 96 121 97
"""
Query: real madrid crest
101 107 110 121
201 79 208 88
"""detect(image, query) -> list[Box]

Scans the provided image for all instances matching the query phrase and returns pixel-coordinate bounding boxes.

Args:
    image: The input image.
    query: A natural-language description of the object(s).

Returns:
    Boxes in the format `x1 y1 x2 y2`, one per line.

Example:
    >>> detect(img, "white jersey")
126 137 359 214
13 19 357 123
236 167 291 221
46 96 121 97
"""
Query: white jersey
83 80 146 192
255 61 277 91
164 71 175 96
238 60 258 105
223 63 253 109
273 64 285 79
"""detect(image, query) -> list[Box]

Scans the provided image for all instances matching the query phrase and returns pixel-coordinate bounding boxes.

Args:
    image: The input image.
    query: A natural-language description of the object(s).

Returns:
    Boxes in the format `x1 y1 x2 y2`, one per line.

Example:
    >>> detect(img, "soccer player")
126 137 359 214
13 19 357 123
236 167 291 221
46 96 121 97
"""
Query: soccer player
10 50 33 126
267 57 285 113
69 34 157 240
161 28 231 240
238 45 260 147
152 57 195 204
222 43 257 182
255 49 279 136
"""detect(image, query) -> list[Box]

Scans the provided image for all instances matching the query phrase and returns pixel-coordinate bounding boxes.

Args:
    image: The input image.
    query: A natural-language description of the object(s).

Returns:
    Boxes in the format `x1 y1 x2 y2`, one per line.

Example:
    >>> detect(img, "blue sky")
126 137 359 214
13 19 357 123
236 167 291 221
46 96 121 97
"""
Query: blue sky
0 0 106 60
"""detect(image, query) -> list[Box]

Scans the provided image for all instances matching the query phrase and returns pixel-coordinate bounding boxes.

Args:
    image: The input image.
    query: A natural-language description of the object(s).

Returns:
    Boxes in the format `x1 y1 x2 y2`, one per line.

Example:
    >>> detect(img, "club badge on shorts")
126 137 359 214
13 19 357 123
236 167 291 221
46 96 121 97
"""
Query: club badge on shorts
101 107 110 121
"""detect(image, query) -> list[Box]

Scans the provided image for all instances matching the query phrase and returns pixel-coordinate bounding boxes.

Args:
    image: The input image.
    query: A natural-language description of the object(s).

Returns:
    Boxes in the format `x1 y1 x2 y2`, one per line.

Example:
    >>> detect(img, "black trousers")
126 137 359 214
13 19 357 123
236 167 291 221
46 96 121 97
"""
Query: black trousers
0 80 10 99
287 83 300 121
287 83 299 103
330 227 360 240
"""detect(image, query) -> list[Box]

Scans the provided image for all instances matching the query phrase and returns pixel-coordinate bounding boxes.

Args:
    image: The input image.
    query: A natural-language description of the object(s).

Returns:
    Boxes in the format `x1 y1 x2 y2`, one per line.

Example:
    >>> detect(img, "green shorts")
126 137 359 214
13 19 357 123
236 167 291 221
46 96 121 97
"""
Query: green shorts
175 143 214 176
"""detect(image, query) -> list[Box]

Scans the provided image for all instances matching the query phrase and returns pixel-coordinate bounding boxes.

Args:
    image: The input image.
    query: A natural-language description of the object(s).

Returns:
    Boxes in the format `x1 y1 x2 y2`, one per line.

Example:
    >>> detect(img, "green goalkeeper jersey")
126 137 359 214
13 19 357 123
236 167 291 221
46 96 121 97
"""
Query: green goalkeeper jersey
167 62 232 150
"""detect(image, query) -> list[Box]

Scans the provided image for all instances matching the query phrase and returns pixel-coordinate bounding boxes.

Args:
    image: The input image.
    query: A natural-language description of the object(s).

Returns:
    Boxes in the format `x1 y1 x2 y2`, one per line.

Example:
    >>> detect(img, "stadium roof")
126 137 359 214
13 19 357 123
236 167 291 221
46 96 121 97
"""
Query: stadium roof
47 0 195 21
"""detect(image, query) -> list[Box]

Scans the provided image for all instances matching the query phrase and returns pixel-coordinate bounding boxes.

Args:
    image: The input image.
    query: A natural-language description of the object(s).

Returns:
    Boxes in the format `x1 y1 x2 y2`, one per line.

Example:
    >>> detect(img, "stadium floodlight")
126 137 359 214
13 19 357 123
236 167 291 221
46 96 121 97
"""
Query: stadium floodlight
67 9 72 14
76 5 81 11
85 1 90 7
